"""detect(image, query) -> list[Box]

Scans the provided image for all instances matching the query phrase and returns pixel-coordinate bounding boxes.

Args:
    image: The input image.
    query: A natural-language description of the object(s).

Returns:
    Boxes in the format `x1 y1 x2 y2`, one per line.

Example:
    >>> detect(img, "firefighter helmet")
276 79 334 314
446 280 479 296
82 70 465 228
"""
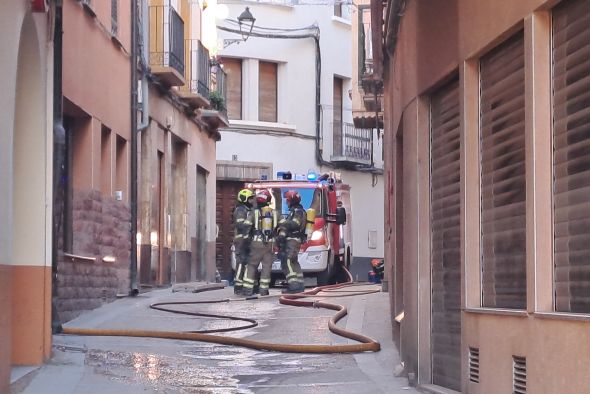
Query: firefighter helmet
284 190 301 207
237 189 254 204
256 189 272 206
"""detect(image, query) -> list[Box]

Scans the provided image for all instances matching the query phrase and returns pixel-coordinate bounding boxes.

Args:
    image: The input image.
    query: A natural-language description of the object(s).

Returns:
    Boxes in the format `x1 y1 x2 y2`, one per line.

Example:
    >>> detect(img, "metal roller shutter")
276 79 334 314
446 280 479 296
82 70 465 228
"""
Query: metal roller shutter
552 0 590 313
430 77 461 391
480 32 527 309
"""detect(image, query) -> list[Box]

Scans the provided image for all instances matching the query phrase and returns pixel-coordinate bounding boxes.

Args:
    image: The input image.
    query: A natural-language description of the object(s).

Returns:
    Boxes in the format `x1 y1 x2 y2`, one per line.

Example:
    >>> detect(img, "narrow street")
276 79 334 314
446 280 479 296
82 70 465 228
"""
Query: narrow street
12 284 417 394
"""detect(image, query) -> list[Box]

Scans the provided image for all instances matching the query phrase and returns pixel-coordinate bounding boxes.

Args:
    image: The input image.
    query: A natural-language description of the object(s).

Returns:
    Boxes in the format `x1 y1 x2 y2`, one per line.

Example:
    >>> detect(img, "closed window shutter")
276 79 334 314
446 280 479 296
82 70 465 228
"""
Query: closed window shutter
259 62 278 123
430 76 461 391
223 58 242 120
552 0 590 313
480 32 526 309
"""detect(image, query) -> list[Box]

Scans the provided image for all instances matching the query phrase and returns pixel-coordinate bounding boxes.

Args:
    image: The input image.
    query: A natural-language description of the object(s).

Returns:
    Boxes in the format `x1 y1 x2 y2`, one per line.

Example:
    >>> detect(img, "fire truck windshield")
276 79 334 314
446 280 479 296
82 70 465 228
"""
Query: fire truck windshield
266 187 324 216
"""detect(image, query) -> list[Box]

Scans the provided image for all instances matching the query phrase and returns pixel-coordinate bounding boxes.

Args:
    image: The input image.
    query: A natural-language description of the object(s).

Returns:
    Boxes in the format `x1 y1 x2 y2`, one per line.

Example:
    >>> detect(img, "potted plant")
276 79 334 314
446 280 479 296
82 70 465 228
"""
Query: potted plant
209 90 226 112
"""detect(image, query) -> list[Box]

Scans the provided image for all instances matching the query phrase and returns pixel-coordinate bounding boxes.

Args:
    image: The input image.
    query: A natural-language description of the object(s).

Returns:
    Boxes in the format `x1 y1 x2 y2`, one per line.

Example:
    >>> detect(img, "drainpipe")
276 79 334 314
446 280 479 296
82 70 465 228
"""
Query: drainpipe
129 0 139 296
138 0 150 131
51 0 64 333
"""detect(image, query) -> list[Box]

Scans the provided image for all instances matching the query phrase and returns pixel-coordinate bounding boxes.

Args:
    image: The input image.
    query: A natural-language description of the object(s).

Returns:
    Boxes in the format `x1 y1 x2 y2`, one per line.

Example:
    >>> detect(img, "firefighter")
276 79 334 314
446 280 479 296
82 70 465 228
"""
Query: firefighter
242 189 276 297
233 188 254 295
276 190 306 294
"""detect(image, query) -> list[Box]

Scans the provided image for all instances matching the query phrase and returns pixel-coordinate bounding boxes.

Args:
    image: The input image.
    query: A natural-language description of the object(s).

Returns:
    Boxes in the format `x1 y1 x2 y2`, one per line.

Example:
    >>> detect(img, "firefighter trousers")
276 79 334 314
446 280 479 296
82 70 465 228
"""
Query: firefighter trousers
233 238 250 289
280 238 304 289
243 240 273 294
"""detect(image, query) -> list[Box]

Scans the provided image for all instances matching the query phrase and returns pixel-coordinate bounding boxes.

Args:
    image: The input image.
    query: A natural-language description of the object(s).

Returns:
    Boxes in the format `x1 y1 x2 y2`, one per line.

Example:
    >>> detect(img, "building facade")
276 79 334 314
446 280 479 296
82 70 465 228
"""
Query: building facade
214 1 384 281
377 0 590 392
55 0 224 319
0 0 54 390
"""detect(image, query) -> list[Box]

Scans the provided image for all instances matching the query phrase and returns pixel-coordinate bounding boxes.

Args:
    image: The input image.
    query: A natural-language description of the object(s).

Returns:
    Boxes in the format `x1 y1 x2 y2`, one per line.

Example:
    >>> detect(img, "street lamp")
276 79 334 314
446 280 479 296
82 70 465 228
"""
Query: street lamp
223 7 256 48
237 7 256 41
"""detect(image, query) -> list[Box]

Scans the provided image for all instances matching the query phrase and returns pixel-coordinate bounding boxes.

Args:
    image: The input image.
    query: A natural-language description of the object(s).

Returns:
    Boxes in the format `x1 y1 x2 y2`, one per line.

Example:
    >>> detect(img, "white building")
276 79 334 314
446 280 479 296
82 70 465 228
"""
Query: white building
213 1 384 281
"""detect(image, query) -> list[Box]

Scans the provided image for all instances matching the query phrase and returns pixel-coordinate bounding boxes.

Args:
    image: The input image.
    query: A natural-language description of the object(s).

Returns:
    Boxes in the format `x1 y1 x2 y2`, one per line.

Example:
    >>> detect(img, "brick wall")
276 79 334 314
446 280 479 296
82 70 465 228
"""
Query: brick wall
56 189 131 323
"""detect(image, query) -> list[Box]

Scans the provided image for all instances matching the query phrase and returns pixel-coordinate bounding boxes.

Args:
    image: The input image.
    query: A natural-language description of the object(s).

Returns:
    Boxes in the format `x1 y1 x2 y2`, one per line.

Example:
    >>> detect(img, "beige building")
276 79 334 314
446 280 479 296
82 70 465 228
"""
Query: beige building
0 0 54 390
376 0 590 392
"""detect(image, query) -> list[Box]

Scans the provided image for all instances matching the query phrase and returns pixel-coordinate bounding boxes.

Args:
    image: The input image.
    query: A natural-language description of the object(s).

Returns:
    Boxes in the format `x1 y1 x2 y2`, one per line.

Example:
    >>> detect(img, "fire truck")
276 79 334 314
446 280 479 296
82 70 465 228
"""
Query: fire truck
232 171 352 286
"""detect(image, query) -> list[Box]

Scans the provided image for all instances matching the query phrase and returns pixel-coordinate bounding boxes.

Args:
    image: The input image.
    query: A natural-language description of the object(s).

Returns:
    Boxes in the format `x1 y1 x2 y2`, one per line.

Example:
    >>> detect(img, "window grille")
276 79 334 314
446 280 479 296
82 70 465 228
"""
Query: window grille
479 32 527 309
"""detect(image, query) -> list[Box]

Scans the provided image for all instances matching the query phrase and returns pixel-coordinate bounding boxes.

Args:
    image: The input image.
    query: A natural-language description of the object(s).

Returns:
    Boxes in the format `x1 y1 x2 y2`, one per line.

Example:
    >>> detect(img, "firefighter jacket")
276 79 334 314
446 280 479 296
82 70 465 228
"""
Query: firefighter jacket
233 203 254 240
279 204 307 241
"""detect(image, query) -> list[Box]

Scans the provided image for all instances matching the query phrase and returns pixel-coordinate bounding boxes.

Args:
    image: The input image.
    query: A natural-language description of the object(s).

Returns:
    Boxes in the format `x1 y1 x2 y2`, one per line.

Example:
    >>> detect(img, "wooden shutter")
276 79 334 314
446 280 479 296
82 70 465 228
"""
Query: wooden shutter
223 57 242 120
480 32 526 309
430 77 461 391
259 61 278 123
553 0 590 313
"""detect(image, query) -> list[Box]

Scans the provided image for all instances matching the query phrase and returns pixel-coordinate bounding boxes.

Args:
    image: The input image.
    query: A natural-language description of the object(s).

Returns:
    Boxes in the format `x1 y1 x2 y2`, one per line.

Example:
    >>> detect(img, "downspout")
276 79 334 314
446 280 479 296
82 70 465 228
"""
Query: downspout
138 0 150 131
51 0 64 333
129 0 139 295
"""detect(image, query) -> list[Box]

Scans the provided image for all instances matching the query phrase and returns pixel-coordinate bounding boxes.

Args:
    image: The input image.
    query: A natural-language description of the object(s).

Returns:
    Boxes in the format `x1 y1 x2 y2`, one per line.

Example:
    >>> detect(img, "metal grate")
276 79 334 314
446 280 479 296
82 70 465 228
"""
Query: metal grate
469 347 480 383
513 356 526 394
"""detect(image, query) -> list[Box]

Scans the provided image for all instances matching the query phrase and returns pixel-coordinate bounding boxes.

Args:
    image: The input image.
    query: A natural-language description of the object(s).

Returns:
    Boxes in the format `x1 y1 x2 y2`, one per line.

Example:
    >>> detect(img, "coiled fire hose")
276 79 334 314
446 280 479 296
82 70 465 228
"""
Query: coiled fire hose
62 267 382 354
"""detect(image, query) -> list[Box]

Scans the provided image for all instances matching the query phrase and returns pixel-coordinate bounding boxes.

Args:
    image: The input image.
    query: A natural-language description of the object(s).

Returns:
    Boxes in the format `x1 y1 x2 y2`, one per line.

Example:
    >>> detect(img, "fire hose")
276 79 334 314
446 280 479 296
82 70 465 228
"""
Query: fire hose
62 267 382 354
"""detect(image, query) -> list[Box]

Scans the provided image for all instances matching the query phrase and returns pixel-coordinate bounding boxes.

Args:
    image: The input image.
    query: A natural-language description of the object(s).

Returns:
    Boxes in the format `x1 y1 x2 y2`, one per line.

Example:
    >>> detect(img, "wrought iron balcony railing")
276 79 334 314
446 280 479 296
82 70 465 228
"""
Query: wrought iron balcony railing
211 63 228 116
332 121 373 164
180 39 210 99
149 5 185 79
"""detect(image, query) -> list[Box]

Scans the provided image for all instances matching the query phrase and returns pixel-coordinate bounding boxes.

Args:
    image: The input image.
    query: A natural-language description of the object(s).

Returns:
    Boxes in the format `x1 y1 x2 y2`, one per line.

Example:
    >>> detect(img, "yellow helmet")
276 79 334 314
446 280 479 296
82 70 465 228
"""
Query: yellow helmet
237 189 254 204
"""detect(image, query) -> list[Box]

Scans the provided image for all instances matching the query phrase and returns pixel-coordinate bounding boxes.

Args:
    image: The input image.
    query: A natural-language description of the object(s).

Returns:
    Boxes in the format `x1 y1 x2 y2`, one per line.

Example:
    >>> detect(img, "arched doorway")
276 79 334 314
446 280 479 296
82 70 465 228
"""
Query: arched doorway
11 13 52 366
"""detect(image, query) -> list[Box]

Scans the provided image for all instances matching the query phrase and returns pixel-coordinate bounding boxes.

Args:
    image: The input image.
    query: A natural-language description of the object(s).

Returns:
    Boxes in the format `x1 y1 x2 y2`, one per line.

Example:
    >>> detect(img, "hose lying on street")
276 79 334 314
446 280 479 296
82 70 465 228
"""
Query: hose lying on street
62 266 382 354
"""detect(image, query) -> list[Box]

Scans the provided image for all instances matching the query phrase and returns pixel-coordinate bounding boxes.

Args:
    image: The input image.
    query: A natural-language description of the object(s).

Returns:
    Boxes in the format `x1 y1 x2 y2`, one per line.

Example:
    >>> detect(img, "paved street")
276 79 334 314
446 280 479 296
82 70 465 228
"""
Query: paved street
11 283 419 394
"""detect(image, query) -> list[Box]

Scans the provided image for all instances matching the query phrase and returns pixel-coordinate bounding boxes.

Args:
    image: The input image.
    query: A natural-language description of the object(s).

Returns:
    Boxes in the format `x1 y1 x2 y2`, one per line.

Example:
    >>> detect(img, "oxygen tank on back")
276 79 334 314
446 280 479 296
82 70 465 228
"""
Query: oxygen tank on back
305 208 316 239
261 206 274 237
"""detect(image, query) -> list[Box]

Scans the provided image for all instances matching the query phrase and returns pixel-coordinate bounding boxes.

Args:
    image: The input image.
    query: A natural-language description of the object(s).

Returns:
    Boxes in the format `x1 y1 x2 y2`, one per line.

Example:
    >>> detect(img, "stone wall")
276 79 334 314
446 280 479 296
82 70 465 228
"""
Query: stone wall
56 189 131 323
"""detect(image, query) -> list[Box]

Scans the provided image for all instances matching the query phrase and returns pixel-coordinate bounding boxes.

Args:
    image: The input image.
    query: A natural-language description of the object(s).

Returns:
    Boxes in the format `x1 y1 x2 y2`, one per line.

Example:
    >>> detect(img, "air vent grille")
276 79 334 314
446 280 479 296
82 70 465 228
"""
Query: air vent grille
513 355 526 394
469 347 480 383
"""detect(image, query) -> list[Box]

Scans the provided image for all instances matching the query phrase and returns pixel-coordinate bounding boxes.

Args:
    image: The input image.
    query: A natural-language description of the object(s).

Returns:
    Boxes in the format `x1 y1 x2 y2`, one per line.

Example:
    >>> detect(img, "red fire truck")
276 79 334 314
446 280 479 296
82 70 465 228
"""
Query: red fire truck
232 172 352 286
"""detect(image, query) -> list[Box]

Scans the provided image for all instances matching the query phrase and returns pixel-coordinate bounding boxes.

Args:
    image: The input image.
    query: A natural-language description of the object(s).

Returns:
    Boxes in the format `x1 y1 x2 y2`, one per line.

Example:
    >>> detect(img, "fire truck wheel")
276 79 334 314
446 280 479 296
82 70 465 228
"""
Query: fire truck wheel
316 254 334 286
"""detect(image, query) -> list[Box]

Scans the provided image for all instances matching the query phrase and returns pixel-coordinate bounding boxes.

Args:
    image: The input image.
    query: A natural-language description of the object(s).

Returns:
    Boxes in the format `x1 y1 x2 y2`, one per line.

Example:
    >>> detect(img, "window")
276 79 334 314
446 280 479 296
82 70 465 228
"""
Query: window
223 57 242 120
333 77 343 156
101 125 112 196
111 0 118 36
552 0 590 313
334 4 342 17
115 135 127 201
359 6 373 78
479 32 526 309
259 61 278 123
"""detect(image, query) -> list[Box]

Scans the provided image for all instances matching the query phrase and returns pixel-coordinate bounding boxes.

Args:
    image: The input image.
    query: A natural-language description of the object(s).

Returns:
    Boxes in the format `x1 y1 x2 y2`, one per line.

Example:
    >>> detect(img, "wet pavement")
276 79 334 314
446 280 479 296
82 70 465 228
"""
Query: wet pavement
11 283 421 393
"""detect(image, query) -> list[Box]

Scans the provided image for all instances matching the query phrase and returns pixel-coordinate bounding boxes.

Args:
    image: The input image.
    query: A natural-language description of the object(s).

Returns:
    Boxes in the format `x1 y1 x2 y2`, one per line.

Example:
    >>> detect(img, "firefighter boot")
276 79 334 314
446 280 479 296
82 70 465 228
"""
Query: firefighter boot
281 282 305 294
241 287 254 297
259 288 269 296
234 285 243 295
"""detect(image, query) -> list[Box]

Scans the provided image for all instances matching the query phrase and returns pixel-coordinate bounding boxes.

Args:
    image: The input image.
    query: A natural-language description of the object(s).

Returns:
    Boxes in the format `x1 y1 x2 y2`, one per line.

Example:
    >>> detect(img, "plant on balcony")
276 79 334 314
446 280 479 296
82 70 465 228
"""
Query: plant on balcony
209 91 226 112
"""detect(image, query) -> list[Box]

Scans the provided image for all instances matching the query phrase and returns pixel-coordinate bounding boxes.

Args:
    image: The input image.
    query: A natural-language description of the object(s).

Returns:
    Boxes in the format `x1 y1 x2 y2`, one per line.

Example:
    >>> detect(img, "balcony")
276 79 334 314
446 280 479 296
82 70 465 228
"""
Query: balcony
178 39 210 108
201 62 229 130
331 122 373 166
149 5 185 86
